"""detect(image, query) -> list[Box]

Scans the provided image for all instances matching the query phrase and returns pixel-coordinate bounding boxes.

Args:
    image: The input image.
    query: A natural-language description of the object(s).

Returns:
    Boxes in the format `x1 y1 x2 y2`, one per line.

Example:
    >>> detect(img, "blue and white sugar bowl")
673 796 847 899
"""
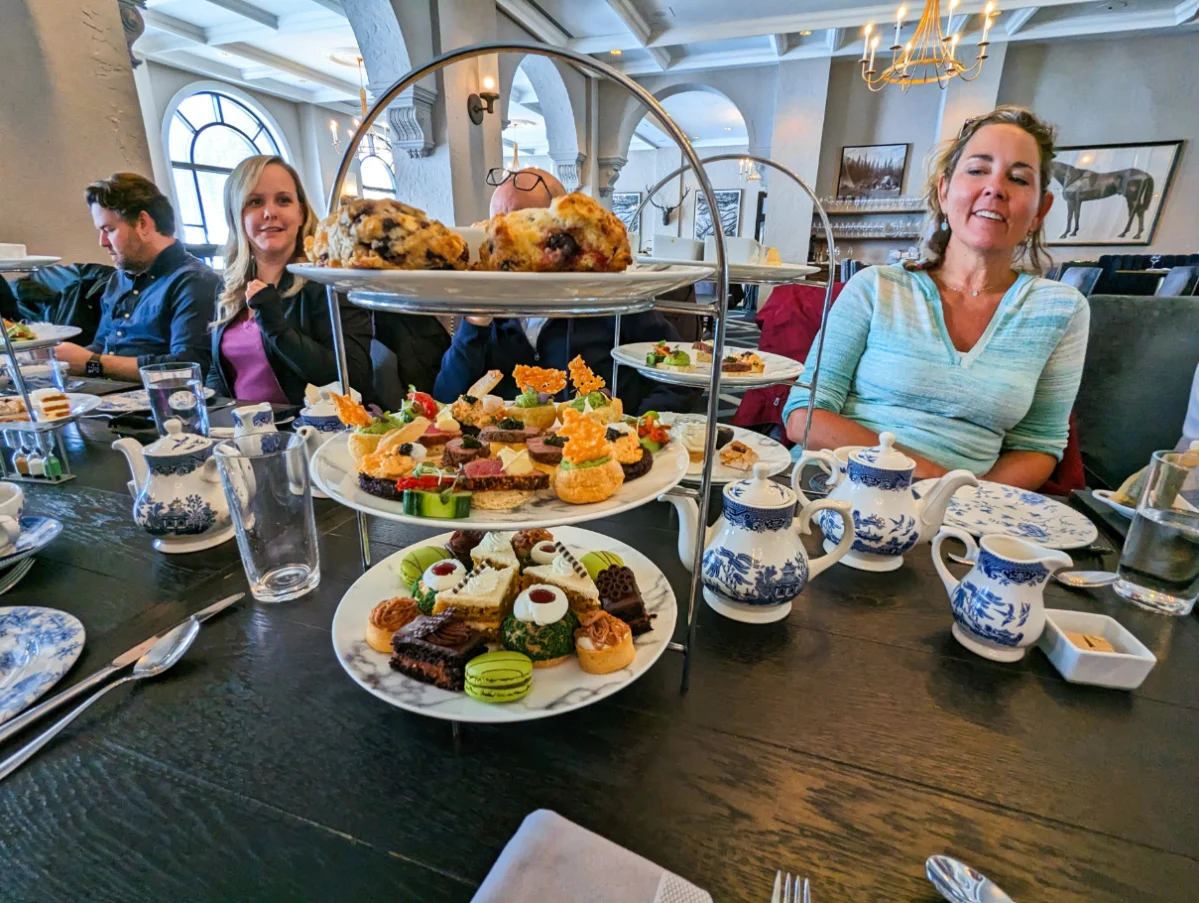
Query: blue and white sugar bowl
662 461 856 623
933 527 1072 661
297 387 346 434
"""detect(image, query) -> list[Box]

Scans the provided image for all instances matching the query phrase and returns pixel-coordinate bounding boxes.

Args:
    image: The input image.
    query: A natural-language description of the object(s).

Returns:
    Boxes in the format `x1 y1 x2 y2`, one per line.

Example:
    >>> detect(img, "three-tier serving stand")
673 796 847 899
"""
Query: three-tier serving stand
311 42 837 693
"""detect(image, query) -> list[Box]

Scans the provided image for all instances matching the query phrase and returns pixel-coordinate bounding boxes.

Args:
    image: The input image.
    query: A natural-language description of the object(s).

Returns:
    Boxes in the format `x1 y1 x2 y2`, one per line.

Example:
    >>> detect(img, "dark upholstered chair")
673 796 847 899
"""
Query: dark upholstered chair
1157 266 1199 297
1058 266 1102 296
1074 294 1199 488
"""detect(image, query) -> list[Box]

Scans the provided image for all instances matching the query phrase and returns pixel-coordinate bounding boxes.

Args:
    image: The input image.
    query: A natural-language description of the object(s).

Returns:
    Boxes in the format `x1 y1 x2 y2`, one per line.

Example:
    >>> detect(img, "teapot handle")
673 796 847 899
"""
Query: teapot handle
931 526 977 597
797 499 855 580
791 449 840 506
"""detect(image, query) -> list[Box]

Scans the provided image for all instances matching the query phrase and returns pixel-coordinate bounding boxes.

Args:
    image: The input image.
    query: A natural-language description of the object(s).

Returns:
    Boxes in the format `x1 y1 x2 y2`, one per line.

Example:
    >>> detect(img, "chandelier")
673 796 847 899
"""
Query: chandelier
739 158 762 182
860 0 996 92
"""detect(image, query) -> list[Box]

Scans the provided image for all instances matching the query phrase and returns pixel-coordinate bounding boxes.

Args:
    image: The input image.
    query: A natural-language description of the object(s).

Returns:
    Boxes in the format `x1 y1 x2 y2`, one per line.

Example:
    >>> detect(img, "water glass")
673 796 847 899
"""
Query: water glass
214 432 320 603
140 362 209 436
1115 448 1199 615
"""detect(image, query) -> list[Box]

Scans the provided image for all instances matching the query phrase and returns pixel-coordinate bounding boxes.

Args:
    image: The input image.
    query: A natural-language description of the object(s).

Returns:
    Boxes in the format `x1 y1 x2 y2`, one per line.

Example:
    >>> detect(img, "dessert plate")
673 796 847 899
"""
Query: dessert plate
0 394 102 430
91 386 216 415
611 342 804 389
311 432 688 530
1091 488 1135 519
288 263 712 316
0 257 61 274
0 605 84 725
637 256 818 285
331 525 676 724
659 413 791 485
3 323 81 352
913 479 1099 550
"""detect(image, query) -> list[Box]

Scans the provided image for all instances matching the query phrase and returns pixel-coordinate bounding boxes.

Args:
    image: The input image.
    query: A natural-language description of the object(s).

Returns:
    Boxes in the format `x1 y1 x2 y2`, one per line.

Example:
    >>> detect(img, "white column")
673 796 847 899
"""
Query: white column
935 42 1009 142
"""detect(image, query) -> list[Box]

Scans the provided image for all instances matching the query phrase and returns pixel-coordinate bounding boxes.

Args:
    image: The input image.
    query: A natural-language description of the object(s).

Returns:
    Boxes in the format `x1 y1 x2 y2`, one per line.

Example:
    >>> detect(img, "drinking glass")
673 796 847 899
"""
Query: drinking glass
214 432 320 603
1115 449 1199 615
140 362 209 436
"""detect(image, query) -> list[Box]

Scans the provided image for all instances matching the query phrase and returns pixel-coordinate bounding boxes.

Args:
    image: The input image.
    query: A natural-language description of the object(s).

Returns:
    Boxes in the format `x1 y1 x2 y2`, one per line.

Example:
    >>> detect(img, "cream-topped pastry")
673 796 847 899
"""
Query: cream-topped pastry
523 546 600 613
470 530 518 570
529 540 558 566
513 584 569 626
420 558 465 593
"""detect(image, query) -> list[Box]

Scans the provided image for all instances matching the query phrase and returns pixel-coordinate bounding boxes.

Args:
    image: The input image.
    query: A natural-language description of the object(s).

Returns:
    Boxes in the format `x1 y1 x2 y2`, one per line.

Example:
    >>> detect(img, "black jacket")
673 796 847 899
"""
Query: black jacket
372 311 451 400
433 312 701 416
207 271 373 406
2 263 113 346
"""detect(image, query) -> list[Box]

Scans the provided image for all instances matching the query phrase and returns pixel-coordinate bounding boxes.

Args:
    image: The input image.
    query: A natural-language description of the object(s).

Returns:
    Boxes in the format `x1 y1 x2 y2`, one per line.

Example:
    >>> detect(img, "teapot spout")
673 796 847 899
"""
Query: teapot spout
916 469 979 543
111 438 149 498
657 491 713 572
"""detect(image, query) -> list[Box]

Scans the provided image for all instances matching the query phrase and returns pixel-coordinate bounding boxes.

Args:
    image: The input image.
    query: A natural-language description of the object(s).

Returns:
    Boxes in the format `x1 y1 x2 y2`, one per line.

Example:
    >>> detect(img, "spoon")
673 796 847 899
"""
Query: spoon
1053 570 1119 588
0 617 201 782
926 855 1015 903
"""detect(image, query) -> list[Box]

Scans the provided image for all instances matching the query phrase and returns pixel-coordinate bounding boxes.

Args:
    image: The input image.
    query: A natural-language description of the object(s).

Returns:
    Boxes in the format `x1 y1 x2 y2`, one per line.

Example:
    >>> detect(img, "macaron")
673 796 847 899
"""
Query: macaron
464 650 533 704
580 550 624 582
398 546 452 589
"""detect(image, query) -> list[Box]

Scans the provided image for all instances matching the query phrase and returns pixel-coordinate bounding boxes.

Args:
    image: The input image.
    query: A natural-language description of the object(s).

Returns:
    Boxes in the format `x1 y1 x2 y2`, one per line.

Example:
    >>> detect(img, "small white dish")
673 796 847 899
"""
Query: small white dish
1092 489 1135 519
1039 609 1156 690
704 236 762 265
652 235 703 260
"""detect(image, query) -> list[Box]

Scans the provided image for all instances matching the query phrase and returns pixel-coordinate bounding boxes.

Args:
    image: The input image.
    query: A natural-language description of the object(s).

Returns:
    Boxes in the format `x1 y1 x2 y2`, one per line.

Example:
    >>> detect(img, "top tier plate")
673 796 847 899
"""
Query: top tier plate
0 256 60 274
4 324 82 352
288 263 713 317
637 256 819 286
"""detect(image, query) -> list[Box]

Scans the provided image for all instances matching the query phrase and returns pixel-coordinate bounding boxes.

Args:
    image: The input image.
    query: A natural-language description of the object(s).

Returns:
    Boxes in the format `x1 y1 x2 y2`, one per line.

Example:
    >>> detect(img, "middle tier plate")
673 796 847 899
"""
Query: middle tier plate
288 263 713 317
310 432 688 530
612 342 805 388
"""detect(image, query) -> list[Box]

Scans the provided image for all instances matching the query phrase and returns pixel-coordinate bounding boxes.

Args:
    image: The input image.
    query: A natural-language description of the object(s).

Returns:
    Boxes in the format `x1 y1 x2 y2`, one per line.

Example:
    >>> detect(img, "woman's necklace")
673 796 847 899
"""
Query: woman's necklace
936 274 1013 298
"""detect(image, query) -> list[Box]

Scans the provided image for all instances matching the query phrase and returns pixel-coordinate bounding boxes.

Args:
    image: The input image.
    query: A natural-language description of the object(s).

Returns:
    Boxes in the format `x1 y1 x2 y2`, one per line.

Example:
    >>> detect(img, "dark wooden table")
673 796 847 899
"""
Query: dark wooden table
2 424 1197 902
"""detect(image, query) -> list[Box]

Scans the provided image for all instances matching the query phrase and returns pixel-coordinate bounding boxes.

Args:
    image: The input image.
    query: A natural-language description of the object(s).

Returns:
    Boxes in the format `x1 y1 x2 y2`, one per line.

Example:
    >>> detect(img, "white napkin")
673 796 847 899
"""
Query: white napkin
303 382 360 406
471 810 712 903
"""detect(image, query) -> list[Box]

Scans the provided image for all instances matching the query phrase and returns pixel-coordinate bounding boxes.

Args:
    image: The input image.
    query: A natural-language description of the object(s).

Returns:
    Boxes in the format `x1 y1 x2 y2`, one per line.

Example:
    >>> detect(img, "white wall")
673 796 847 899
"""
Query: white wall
0 0 153 263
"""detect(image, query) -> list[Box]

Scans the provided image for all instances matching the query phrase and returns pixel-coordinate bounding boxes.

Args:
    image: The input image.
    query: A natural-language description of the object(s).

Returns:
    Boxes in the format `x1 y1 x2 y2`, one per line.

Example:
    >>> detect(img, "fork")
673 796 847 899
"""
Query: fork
0 559 34 595
771 870 810 903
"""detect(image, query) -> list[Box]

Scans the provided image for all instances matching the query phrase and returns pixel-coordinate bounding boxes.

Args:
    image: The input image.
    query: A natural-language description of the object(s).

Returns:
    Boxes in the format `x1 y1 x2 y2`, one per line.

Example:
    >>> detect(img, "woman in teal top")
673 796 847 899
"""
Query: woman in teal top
785 106 1089 490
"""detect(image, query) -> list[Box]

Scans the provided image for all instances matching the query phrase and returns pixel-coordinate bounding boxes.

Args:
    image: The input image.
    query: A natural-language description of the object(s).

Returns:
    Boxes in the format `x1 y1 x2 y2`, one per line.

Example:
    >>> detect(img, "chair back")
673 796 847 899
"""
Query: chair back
1156 266 1199 297
1058 266 1102 296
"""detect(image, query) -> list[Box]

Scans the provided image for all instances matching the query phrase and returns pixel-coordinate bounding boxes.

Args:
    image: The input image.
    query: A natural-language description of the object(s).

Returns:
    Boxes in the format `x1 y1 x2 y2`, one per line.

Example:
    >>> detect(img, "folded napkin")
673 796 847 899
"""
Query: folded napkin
303 381 360 406
1112 441 1199 506
471 810 713 903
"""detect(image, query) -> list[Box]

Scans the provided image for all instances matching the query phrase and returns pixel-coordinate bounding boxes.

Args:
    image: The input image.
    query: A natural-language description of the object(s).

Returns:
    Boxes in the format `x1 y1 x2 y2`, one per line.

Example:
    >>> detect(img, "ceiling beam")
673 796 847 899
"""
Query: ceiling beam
207 10 345 46
945 13 969 36
495 0 570 46
202 0 278 30
825 27 843 53
141 49 315 104
569 33 642 54
1002 7 1039 34
602 0 671 71
219 43 358 96
142 9 207 44
305 0 346 14
769 34 790 57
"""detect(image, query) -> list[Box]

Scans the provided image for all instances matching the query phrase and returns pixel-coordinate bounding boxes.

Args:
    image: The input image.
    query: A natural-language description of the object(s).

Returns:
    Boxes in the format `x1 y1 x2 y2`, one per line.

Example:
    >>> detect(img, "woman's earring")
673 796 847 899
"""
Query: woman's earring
939 217 949 232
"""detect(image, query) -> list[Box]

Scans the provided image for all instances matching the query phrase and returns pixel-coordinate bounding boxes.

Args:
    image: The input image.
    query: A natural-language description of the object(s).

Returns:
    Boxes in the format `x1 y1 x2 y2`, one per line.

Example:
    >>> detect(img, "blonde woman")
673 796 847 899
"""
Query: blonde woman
784 106 1089 491
207 155 372 405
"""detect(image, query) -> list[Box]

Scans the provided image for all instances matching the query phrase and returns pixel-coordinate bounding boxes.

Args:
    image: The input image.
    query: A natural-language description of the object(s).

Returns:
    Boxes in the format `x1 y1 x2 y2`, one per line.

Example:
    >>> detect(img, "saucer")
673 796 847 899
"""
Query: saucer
703 587 791 623
0 517 63 569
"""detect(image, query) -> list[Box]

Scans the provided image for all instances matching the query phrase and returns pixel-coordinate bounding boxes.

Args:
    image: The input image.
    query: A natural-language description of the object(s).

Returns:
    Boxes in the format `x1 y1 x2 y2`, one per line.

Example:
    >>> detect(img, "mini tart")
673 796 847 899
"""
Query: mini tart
366 597 421 653
574 610 635 674
505 400 558 432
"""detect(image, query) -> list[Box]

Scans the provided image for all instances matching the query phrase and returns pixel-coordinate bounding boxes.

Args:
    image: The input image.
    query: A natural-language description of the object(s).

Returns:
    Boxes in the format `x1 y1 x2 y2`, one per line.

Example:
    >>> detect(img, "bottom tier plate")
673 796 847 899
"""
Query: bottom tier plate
331 525 677 723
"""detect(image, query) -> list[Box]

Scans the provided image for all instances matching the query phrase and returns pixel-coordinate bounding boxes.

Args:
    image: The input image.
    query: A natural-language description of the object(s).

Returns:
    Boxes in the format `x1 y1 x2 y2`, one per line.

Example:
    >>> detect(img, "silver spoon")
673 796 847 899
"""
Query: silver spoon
1054 570 1119 588
926 855 1015 903
0 617 200 782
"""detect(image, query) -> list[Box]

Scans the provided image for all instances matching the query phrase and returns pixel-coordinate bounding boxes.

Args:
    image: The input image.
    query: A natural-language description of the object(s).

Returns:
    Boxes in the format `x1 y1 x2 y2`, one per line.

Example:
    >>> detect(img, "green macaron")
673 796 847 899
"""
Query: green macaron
464 651 533 704
398 545 452 589
580 550 624 582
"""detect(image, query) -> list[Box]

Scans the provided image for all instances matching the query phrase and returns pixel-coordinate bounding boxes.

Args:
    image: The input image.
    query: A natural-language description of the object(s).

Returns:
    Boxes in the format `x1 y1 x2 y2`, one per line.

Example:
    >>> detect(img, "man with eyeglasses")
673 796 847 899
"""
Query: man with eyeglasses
433 167 700 415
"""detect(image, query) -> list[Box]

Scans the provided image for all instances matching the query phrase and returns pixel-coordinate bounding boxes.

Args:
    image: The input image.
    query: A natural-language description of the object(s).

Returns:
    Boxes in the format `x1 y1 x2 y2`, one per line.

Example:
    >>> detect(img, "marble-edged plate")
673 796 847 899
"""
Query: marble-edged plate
659 413 791 485
913 479 1099 550
0 606 84 724
91 386 217 415
331 526 677 723
611 341 804 389
310 432 688 530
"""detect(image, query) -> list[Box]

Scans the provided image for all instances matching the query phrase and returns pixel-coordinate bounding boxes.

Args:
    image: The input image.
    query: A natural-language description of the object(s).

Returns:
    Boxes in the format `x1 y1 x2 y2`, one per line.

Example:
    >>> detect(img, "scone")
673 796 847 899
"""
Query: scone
479 192 632 273
306 198 469 270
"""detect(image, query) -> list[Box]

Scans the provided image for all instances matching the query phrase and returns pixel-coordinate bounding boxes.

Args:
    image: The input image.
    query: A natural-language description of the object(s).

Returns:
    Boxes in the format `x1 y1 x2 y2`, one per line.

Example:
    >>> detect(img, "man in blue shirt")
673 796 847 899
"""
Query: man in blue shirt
55 173 218 380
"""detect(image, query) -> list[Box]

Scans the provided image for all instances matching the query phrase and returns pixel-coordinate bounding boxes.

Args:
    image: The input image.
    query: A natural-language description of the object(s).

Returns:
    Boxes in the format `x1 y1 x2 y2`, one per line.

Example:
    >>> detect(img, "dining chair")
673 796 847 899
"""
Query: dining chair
1057 266 1103 296
1156 266 1199 297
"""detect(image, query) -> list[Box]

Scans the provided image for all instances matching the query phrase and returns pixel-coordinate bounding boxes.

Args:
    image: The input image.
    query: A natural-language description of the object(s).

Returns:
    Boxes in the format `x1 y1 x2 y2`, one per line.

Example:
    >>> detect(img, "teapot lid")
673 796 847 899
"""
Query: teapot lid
724 461 794 508
851 431 914 471
144 419 214 456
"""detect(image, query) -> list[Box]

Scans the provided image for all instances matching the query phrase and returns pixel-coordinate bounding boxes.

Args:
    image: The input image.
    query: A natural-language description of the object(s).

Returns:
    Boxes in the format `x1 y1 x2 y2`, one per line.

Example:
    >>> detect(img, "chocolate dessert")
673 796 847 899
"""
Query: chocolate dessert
478 420 542 447
594 565 655 635
526 433 565 467
390 610 487 691
359 473 403 501
442 435 491 468
715 425 734 450
512 528 554 566
445 530 485 568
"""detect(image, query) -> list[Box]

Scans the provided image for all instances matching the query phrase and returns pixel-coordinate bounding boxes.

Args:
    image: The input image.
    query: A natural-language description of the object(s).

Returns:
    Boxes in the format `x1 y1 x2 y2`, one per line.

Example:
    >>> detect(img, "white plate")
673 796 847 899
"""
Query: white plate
638 256 819 285
0 393 102 430
0 517 64 569
913 479 1099 550
1091 489 1136 519
331 525 676 724
0 257 61 274
92 386 217 414
659 413 791 485
288 263 712 315
3 324 81 352
611 341 804 389
0 604 83 724
311 432 688 530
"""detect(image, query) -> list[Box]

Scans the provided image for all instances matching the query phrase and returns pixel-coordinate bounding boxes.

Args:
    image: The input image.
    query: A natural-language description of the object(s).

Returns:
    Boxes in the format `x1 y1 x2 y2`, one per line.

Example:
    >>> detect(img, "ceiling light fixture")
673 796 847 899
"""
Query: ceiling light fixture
609 48 623 55
860 0 995 92
800 30 813 36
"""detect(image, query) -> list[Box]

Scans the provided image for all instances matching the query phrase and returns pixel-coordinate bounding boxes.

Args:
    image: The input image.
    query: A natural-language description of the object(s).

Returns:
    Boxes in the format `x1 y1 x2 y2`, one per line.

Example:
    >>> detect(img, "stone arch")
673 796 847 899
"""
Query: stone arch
616 82 754 163
499 54 583 190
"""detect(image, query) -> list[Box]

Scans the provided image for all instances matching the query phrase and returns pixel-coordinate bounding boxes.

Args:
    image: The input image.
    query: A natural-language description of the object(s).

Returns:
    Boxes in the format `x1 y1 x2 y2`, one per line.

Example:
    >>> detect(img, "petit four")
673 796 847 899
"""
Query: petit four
512 528 554 568
390 611 487 692
574 610 635 674
31 389 70 420
478 192 632 273
605 423 653 482
692 340 714 363
445 530 484 568
366 597 421 653
719 440 759 471
522 542 600 614
555 408 624 504
509 365 566 431
431 564 519 640
461 453 549 510
464 650 533 703
470 531 519 570
306 198 469 270
502 584 580 668
580 550 624 582
0 397 29 423
412 557 466 613
595 565 655 636
528 540 559 567
398 545 453 588
558 356 622 425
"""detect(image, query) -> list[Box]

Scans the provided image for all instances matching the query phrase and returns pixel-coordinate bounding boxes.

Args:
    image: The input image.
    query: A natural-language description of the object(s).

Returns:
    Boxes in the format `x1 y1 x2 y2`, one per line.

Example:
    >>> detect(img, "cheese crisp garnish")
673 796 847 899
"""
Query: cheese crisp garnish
558 407 610 465
512 364 567 395
567 355 605 396
332 392 374 429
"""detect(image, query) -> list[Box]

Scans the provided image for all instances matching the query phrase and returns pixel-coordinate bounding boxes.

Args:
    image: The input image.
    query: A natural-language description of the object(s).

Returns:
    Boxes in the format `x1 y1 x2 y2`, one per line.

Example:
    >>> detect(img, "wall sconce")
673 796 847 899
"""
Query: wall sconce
468 74 499 125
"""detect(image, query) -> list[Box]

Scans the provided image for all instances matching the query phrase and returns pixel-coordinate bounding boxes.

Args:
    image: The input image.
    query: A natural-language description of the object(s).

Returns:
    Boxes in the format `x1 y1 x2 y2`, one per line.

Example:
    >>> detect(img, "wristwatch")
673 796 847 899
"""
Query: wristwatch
85 353 103 378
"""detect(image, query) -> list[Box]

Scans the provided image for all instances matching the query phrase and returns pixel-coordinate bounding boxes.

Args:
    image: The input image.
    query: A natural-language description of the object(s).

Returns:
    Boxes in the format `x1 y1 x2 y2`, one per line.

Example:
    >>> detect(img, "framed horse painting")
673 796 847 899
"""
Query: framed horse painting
1046 140 1183 246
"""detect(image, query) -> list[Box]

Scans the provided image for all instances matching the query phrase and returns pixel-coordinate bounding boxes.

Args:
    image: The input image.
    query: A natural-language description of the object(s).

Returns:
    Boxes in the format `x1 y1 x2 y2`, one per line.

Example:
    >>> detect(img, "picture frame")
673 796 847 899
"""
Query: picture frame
836 144 909 199
610 191 641 234
693 188 742 240
1045 141 1183 246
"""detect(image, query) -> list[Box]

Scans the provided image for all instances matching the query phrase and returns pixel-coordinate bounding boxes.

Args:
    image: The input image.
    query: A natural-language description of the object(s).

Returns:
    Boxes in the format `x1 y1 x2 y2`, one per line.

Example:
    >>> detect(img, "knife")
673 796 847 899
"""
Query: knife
0 592 243 745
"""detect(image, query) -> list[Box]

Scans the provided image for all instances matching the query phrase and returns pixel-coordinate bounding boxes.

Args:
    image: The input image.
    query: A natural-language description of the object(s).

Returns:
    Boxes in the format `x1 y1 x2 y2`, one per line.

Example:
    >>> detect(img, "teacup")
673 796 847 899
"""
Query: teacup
0 482 24 520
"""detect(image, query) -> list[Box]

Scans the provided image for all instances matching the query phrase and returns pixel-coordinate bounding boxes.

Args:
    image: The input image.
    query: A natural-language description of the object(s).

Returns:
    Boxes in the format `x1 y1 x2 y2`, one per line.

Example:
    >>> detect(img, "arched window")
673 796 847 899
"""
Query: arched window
356 130 396 199
166 89 285 246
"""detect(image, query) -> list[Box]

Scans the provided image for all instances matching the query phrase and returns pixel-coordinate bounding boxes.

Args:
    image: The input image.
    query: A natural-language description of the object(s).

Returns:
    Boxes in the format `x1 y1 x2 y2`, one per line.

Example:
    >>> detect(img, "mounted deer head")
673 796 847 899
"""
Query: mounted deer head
647 186 690 226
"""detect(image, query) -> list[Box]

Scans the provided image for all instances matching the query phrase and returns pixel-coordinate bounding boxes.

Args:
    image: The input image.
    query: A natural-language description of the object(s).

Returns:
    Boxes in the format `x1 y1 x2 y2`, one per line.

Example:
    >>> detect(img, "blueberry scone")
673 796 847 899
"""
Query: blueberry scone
305 198 469 270
478 192 632 273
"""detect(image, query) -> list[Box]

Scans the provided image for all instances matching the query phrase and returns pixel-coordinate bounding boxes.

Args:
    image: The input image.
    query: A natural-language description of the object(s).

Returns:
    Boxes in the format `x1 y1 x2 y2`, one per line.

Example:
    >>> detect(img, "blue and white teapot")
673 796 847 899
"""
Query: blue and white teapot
661 462 855 623
795 432 978 573
112 419 234 554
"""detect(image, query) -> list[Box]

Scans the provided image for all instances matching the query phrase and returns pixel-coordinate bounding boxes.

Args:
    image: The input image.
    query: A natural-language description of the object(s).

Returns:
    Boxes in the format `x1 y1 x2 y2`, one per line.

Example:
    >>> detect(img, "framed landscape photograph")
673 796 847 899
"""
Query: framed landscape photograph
837 144 909 199
610 191 641 233
1045 140 1183 246
693 188 742 240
